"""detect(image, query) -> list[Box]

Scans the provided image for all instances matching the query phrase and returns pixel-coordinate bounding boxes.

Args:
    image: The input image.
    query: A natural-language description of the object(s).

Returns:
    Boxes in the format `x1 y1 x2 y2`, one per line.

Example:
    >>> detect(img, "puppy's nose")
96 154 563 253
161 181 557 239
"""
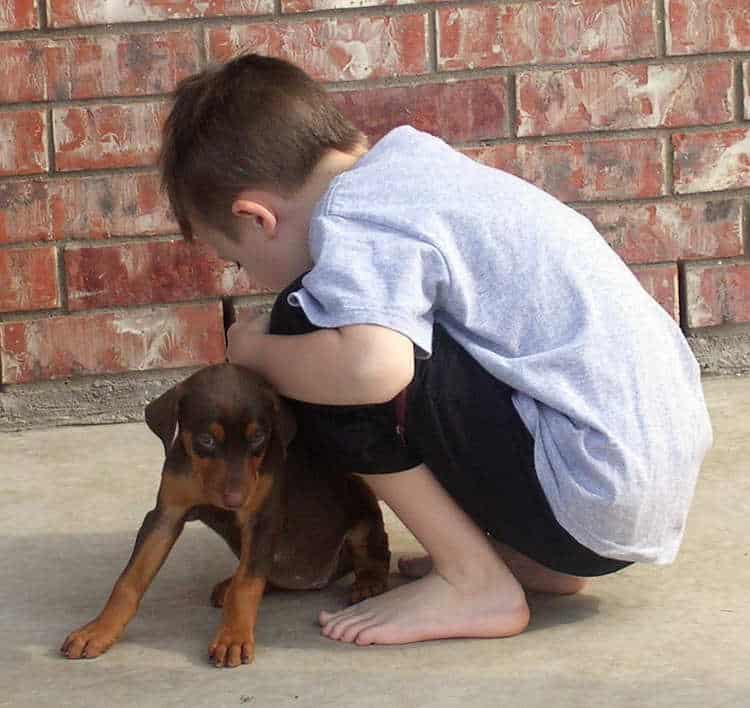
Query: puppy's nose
223 491 244 508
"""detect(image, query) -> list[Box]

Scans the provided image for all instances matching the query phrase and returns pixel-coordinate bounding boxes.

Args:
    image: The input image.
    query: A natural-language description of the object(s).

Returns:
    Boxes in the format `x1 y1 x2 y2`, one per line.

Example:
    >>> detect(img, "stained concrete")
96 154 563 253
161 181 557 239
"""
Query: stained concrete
0 376 748 707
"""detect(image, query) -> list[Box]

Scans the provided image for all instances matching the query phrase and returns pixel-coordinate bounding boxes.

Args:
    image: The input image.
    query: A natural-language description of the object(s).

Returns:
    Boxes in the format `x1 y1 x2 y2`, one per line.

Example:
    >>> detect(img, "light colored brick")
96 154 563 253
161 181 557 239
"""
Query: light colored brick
331 78 509 143
632 264 679 322
666 0 750 55
65 240 263 311
0 111 48 177
673 128 750 194
0 302 226 384
437 0 657 71
48 0 272 28
0 32 200 104
517 61 733 137
745 62 749 120
53 102 168 172
464 138 664 202
685 263 750 327
208 14 428 82
579 200 744 264
0 0 38 31
0 247 60 314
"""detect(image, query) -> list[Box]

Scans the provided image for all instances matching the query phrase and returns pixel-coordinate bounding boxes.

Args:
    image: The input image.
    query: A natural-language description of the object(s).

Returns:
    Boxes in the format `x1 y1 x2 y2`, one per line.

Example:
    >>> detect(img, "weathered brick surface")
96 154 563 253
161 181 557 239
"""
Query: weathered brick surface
632 264 679 322
332 78 509 143
51 173 177 240
65 240 263 311
208 14 428 81
0 247 60 314
0 174 175 245
0 111 48 177
579 199 744 264
465 138 664 202
48 0 273 28
53 102 168 172
282 0 429 11
0 32 200 104
0 181 52 245
745 62 750 120
437 0 657 71
0 0 38 31
673 128 750 194
517 61 733 137
685 263 750 328
666 0 750 55
0 303 226 384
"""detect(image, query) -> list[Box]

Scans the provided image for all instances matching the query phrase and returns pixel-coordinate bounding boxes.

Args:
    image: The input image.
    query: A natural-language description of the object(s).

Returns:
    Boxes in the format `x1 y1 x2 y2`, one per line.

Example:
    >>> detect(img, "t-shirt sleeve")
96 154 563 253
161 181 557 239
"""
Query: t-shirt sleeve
287 213 450 358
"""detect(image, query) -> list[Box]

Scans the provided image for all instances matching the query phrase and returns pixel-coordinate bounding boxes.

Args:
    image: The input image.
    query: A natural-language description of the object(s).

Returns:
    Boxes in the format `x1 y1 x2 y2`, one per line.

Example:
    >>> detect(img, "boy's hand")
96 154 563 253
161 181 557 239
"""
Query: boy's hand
226 314 270 367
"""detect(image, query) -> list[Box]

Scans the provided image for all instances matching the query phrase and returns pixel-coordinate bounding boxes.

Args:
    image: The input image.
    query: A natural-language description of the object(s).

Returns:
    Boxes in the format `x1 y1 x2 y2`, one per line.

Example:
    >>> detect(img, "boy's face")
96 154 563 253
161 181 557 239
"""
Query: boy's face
191 216 311 291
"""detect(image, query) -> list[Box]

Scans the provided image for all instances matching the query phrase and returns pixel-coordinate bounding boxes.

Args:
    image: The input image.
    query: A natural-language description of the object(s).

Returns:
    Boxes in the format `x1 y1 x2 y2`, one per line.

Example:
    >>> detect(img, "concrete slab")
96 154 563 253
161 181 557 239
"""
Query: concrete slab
1 376 748 708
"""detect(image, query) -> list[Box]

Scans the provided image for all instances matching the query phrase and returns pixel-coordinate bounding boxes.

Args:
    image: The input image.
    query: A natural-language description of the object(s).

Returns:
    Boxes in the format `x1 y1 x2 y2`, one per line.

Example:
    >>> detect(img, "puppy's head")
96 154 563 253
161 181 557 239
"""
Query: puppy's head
145 364 296 512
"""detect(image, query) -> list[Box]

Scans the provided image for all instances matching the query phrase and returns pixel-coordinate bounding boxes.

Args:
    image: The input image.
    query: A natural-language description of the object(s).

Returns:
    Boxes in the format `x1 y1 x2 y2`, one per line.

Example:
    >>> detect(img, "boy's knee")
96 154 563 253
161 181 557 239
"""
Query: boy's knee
268 273 318 337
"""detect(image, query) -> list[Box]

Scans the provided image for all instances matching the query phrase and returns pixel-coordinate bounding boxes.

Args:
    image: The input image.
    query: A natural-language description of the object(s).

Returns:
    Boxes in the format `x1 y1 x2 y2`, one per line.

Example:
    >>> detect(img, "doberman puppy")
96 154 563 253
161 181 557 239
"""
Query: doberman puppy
60 363 391 668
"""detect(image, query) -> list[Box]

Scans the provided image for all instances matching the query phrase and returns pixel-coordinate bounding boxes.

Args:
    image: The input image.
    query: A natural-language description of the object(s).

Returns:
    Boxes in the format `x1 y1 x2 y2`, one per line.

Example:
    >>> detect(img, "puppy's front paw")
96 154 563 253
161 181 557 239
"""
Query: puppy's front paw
60 620 121 659
208 624 255 668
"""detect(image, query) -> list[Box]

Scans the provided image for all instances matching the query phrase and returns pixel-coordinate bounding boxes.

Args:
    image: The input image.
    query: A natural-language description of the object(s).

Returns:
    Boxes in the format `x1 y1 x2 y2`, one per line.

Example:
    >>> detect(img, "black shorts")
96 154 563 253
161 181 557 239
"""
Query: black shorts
269 275 632 578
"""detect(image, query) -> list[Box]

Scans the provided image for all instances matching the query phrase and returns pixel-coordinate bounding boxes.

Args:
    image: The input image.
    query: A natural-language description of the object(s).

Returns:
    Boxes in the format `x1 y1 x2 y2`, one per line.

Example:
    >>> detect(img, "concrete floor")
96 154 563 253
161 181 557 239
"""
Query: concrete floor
1 376 748 708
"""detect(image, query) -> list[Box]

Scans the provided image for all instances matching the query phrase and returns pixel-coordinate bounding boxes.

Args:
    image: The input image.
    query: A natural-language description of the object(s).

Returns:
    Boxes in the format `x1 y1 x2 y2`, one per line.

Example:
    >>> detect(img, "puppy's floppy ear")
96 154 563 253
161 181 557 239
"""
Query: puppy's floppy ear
263 387 297 457
145 383 184 455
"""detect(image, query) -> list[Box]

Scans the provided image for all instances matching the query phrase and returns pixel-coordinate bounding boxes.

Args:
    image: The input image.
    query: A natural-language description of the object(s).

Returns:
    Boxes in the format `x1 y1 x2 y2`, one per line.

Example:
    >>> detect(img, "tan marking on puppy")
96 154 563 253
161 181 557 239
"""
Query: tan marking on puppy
209 422 225 442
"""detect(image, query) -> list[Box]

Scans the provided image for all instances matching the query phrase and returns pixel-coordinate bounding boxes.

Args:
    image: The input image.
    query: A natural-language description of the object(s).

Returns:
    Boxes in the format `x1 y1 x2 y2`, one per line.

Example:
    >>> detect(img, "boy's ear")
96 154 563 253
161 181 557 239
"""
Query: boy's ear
231 193 278 236
145 383 185 455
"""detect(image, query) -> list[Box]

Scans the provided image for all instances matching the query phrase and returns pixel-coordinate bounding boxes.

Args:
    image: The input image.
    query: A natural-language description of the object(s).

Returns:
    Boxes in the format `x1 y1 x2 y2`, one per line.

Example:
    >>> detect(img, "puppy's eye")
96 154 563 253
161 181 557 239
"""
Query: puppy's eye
195 433 217 452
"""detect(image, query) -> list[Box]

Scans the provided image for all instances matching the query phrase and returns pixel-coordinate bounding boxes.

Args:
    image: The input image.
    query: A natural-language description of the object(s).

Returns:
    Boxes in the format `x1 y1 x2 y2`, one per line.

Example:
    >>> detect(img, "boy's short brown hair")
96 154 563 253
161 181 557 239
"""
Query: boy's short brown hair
159 53 365 241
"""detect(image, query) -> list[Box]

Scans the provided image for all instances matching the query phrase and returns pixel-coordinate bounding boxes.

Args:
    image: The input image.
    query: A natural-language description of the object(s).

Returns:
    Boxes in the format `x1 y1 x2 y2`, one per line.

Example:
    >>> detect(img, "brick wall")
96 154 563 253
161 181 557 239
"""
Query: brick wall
1 0 749 412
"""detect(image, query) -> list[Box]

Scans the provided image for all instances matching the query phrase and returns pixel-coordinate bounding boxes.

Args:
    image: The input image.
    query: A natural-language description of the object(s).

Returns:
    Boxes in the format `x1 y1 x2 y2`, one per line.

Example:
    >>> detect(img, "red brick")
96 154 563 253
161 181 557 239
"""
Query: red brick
632 264 679 322
0 174 176 245
331 78 509 144
672 128 750 194
51 173 177 240
579 199 744 265
0 302 225 384
0 247 60 314
0 181 53 245
0 111 48 177
48 0 272 28
208 14 428 82
0 0 38 31
437 0 657 72
65 240 263 311
282 0 438 11
667 0 750 55
517 61 733 137
464 138 664 202
53 102 168 172
685 263 750 327
0 32 200 104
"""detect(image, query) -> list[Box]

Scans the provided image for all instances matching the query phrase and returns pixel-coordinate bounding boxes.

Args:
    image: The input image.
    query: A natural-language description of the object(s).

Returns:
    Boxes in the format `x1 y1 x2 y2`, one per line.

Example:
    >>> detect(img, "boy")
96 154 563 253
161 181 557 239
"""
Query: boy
159 54 713 646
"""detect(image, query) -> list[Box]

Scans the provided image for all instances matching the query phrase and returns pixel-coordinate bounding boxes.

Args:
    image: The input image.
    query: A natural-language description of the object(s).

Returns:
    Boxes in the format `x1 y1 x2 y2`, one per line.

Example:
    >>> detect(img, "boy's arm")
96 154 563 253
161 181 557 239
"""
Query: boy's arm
226 321 415 405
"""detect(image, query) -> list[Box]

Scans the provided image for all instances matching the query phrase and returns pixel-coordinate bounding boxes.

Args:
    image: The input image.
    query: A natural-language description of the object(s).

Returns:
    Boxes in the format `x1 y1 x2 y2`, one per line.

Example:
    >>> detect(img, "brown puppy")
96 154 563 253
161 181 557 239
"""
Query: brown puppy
60 363 391 668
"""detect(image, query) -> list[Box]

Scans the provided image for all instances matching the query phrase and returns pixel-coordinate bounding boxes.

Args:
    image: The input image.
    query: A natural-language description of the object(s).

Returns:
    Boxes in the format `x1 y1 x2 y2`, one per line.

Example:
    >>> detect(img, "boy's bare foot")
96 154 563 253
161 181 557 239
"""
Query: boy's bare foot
319 561 529 645
399 543 589 596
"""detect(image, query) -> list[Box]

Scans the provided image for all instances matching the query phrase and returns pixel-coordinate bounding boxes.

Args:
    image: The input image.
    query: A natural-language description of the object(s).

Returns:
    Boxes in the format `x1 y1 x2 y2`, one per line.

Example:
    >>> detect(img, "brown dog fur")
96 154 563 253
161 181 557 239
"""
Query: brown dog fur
61 363 391 668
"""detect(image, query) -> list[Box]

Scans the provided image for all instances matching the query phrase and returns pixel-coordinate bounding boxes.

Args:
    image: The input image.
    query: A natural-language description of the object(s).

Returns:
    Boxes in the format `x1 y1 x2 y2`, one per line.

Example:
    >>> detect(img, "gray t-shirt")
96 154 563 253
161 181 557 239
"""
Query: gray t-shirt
289 126 713 564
